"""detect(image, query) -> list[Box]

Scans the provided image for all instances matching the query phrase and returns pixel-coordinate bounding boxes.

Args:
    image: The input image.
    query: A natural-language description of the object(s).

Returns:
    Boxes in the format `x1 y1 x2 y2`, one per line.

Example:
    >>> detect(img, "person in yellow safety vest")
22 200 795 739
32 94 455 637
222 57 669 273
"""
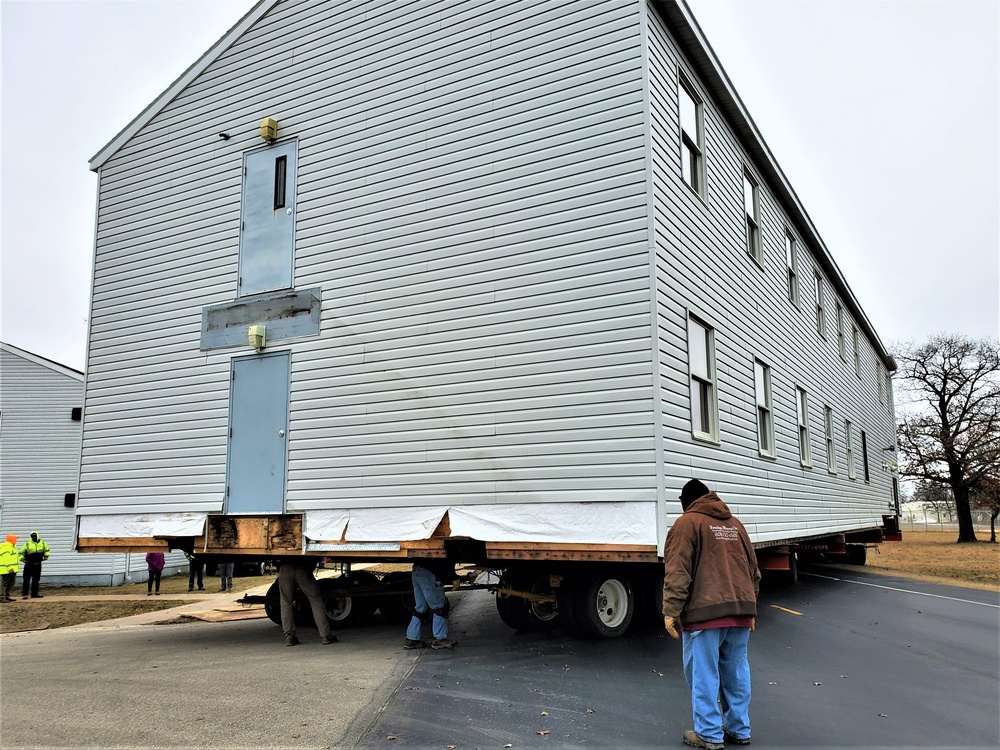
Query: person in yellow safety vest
19 531 50 599
0 535 19 602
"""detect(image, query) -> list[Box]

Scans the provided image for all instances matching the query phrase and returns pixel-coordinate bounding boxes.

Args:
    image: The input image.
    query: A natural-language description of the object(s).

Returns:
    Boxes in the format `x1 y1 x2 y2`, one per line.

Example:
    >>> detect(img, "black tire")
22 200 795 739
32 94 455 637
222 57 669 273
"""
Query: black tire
569 571 635 639
495 568 559 632
556 574 583 636
318 570 381 629
844 544 867 566
263 580 281 626
377 571 416 624
630 569 664 631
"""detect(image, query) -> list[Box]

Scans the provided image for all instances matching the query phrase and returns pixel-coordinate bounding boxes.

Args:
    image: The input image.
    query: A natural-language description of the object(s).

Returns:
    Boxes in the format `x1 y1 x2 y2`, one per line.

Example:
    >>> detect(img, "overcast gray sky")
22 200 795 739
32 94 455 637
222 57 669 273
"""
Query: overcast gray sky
1 0 997 372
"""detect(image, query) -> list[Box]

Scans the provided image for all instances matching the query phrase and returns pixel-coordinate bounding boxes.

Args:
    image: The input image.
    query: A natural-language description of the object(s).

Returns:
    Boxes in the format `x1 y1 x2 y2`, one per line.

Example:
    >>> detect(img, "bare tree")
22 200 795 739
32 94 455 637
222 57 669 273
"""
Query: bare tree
895 335 1000 543
971 476 1000 544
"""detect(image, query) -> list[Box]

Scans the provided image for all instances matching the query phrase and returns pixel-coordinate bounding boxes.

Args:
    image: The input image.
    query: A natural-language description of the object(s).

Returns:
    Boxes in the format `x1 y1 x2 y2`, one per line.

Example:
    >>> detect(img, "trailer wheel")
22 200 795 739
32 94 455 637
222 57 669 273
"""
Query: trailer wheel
317 571 381 628
495 569 559 632
377 571 416 624
264 581 281 625
630 570 664 631
844 544 867 566
569 572 634 639
556 575 583 636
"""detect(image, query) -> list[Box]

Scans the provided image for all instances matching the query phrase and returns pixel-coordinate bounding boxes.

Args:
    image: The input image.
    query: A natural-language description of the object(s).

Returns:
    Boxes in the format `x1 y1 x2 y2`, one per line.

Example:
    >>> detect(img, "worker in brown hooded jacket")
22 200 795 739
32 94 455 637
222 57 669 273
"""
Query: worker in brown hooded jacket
662 479 760 750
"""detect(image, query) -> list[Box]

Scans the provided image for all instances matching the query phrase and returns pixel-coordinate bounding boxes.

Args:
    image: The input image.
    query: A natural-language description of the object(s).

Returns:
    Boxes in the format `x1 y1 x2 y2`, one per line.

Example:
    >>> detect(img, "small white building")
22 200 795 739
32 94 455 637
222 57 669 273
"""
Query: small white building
0 342 184 585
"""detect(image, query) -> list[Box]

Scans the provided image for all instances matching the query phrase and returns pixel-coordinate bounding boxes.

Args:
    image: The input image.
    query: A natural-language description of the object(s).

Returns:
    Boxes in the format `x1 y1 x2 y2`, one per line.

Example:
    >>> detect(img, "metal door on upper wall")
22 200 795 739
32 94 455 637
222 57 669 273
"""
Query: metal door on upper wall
239 140 297 297
226 352 290 514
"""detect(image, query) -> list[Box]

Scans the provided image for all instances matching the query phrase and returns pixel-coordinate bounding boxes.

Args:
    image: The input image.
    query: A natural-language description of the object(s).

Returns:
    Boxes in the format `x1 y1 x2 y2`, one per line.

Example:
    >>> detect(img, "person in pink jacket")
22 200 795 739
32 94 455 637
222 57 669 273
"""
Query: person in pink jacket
145 552 165 595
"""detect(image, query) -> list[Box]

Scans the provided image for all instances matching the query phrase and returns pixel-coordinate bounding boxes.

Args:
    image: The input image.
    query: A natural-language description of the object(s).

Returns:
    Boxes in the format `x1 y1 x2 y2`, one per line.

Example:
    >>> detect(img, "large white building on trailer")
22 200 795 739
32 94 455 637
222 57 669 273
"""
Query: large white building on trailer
78 0 898 581
0 342 184 586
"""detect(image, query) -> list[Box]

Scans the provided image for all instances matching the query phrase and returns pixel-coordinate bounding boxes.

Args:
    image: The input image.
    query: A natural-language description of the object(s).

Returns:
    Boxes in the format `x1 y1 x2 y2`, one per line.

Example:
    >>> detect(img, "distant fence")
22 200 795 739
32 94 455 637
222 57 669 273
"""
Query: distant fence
901 517 994 533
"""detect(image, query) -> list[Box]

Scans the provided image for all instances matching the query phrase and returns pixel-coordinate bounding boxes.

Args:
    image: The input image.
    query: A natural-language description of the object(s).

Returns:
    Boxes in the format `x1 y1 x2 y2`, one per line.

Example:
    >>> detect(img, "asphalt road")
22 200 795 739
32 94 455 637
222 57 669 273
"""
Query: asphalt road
1 569 997 750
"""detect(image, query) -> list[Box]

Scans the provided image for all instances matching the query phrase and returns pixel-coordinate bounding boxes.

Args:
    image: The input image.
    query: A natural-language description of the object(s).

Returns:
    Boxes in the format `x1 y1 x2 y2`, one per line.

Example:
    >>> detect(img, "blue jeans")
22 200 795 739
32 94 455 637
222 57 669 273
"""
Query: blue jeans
406 565 448 641
681 626 752 742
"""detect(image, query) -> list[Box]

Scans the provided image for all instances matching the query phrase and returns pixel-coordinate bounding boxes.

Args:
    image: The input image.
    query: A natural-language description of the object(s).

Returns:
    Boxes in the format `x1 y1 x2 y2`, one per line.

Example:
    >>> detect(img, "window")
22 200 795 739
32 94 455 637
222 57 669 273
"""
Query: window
784 231 799 305
64 493 76 508
688 315 718 440
239 140 297 297
861 430 870 482
836 303 846 360
743 171 761 264
71 407 82 421
796 387 811 466
852 326 861 376
824 406 836 473
814 272 826 337
845 419 856 479
754 360 774 456
678 78 704 196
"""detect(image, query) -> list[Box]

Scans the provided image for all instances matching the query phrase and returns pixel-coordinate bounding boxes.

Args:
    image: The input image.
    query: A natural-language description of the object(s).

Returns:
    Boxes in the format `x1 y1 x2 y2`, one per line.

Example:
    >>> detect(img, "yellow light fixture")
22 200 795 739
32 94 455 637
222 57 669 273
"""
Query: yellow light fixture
260 117 278 142
248 324 266 352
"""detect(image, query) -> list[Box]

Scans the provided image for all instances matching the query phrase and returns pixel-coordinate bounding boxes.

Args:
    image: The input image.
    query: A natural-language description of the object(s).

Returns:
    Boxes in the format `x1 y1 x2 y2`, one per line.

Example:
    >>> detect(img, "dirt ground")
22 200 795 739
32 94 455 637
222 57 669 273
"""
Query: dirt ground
1 533 995 633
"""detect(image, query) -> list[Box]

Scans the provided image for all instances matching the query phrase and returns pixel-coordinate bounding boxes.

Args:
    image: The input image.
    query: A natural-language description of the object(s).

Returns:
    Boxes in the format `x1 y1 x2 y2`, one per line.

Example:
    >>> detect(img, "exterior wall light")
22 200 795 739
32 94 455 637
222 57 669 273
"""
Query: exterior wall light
260 117 279 142
248 324 266 352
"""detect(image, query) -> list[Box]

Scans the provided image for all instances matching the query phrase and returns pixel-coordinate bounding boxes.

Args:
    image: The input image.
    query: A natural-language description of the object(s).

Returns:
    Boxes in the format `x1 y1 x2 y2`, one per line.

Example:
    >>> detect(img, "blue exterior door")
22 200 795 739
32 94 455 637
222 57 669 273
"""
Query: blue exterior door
226 353 289 514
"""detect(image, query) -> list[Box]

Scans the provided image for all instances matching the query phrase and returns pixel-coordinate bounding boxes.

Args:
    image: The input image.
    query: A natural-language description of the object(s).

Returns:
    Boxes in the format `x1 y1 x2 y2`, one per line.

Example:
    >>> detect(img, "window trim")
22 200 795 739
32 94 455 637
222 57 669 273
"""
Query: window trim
796 386 811 467
784 230 799 307
754 359 775 458
852 326 862 377
678 75 706 198
814 271 826 338
687 313 719 443
836 302 846 360
824 405 836 474
845 419 856 480
743 169 762 266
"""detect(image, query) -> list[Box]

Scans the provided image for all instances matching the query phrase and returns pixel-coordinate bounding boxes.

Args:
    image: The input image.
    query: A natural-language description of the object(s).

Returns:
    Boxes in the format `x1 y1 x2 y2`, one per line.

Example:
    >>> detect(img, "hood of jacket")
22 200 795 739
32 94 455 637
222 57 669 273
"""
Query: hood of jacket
684 491 732 521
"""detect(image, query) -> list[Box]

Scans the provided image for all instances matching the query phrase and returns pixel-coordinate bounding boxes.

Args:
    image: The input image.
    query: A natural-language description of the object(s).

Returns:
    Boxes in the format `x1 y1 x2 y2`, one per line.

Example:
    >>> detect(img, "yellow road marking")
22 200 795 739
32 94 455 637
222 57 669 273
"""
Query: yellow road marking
770 604 803 616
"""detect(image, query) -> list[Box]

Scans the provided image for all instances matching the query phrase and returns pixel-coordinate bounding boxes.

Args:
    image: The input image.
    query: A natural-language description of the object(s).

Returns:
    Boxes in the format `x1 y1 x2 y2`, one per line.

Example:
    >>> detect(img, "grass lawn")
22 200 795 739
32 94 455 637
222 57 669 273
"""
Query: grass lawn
862 529 999 591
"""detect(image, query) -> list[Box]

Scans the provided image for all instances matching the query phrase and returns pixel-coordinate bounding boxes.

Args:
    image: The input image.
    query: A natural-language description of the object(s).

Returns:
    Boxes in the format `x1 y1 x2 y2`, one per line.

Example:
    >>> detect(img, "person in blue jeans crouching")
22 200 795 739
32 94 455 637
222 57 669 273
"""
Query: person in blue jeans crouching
662 479 761 750
404 559 457 650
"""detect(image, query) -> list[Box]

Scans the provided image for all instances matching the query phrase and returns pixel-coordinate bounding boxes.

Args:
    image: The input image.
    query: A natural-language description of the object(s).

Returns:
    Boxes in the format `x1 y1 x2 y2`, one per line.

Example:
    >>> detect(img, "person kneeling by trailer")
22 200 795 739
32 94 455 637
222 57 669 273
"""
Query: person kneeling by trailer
404 559 458 650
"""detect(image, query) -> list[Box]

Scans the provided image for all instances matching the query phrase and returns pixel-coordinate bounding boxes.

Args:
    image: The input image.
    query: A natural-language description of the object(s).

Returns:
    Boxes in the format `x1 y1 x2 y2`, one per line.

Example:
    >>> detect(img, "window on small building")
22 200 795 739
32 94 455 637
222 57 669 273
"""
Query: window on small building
845 419 856 480
824 406 836 473
796 386 811 466
71 407 82 421
784 231 799 306
814 272 826 338
836 303 846 360
852 326 861 376
861 430 870 482
64 493 76 508
687 315 718 441
743 171 761 264
678 77 705 196
754 359 775 457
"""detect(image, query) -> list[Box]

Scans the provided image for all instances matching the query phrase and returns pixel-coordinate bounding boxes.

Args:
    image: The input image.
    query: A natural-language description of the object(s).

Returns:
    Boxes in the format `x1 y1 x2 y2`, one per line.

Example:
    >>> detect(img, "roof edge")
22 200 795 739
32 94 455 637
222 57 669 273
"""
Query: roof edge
1 342 85 380
89 0 281 172
656 0 896 371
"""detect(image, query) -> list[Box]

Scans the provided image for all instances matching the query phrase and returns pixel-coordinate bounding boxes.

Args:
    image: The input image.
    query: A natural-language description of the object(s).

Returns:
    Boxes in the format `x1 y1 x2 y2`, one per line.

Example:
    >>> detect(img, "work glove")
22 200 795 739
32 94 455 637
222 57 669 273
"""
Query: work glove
750 617 756 633
664 615 680 639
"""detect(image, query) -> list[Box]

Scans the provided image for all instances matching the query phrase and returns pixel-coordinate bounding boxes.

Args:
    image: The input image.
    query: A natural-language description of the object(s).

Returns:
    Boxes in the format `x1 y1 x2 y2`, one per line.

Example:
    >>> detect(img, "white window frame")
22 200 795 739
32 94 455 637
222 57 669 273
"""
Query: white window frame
836 302 846 360
845 419 856 480
824 406 836 474
796 386 811 467
743 170 762 265
754 359 775 457
814 272 826 338
678 76 705 197
852 326 861 377
784 230 799 306
687 314 719 442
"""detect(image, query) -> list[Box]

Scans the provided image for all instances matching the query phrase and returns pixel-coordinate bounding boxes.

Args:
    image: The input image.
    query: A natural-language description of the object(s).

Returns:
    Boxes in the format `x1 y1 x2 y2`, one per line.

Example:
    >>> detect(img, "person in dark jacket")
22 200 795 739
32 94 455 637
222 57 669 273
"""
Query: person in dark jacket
19 531 50 598
145 552 165 595
662 479 761 750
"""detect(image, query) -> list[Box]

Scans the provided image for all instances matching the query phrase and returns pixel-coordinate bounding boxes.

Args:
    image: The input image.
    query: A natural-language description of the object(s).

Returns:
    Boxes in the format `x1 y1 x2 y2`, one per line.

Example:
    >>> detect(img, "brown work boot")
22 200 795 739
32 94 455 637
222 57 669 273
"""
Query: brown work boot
321 635 338 645
430 638 457 650
284 634 299 647
683 729 724 750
